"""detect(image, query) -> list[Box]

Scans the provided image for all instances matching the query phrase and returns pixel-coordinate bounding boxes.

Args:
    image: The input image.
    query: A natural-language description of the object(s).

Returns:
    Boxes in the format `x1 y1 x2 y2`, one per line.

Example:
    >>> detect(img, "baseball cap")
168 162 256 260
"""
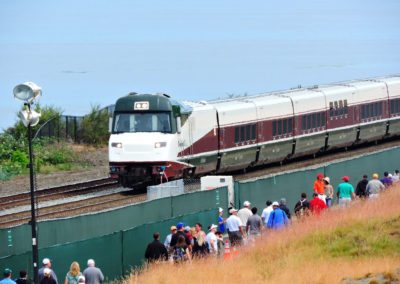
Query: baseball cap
209 224 218 231
176 222 184 230
229 208 237 214
184 226 191 232
3 268 12 276
218 207 224 213
243 201 251 207
42 258 50 265
272 201 279 206
78 276 85 283
170 225 177 231
342 176 350 182
43 268 51 276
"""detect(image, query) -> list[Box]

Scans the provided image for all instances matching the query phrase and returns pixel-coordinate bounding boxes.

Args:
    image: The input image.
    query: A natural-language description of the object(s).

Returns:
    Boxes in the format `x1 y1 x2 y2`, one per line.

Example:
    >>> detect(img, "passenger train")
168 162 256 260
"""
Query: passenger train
109 75 400 187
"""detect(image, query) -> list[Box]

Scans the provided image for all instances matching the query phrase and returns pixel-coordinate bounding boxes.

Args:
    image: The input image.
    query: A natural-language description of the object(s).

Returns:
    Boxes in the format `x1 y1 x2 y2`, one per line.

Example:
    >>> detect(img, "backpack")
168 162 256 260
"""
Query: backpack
294 200 308 218
172 246 186 262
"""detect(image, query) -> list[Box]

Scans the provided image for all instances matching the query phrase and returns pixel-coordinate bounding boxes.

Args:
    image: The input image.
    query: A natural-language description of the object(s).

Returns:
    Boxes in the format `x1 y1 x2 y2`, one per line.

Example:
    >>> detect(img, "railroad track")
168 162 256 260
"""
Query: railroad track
0 178 117 206
1 137 399 228
0 178 147 228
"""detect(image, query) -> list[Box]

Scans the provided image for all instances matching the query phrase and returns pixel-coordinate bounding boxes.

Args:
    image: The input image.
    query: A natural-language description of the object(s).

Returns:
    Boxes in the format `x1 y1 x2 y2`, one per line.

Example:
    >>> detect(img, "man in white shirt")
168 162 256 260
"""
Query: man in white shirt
205 224 218 255
226 208 244 247
261 200 273 228
237 200 253 233
164 225 177 255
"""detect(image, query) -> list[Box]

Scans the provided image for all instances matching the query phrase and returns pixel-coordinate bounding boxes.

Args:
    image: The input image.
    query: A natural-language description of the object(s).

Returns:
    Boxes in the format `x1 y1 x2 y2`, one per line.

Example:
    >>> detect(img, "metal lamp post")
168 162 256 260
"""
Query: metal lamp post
13 82 42 284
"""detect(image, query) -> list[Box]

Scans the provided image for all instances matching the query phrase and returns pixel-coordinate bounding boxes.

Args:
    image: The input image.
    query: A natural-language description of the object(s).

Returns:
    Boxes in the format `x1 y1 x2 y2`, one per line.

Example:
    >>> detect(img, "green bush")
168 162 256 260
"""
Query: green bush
80 105 109 145
39 144 75 165
11 150 29 166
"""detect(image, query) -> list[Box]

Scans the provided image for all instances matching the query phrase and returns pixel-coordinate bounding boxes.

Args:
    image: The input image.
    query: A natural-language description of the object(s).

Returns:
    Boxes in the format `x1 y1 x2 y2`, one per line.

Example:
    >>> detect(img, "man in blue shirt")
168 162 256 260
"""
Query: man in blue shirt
0 268 16 284
267 202 289 230
218 207 225 234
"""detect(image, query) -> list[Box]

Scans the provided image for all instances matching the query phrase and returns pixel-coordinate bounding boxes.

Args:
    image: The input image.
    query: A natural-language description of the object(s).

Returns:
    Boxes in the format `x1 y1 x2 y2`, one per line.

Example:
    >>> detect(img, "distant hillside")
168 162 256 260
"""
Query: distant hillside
129 187 400 284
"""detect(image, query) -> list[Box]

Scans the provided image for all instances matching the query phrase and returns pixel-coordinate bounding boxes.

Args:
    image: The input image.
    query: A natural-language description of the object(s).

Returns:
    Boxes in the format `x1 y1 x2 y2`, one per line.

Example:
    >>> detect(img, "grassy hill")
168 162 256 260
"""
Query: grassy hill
127 187 400 284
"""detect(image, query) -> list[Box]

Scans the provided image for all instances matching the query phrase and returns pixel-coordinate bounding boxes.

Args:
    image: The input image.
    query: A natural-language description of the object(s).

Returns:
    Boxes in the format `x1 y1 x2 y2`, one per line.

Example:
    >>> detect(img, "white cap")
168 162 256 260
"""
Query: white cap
42 258 50 265
229 208 238 214
243 201 251 207
272 201 279 206
218 207 224 213
78 275 85 283
43 268 51 276
209 224 218 231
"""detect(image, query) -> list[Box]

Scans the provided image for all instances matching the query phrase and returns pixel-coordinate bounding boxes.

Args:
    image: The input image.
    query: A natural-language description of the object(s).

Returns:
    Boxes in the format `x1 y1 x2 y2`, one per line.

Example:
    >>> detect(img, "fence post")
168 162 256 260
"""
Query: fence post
74 117 77 143
65 116 69 140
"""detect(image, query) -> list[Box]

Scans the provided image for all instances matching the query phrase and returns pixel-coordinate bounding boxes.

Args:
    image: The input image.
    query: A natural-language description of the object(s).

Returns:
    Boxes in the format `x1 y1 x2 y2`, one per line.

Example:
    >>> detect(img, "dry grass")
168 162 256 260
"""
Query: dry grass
127 187 400 284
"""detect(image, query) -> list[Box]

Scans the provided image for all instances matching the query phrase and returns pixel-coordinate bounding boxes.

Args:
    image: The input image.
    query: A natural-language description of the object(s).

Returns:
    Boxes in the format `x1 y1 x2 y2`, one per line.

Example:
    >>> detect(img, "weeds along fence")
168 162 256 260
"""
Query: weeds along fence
0 146 399 281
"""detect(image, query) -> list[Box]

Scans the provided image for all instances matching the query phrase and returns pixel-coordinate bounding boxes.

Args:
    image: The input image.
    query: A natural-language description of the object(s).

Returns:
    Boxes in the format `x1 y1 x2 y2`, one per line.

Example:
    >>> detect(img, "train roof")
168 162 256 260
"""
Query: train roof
114 93 175 112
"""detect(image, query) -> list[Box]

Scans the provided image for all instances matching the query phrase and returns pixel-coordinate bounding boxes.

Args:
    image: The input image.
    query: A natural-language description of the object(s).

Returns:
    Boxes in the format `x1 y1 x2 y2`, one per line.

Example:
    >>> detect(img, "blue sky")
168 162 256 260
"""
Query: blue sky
1 0 399 131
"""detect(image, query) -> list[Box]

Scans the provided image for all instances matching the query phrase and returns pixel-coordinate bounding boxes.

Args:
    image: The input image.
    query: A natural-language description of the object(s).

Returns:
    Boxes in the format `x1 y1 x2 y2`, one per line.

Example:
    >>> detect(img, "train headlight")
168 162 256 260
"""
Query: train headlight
154 142 167 148
111 142 123 148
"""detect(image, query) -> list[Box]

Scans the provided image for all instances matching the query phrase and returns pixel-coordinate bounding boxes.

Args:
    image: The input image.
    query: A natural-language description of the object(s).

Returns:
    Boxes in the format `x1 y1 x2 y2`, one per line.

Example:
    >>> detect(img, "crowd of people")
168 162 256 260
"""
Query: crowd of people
1 170 398 282
144 169 399 264
0 258 104 284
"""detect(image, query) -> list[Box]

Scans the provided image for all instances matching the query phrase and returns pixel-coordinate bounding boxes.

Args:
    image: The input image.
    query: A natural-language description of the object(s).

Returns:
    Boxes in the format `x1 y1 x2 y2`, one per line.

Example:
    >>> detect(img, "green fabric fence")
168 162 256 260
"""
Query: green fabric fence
0 187 228 282
235 146 400 212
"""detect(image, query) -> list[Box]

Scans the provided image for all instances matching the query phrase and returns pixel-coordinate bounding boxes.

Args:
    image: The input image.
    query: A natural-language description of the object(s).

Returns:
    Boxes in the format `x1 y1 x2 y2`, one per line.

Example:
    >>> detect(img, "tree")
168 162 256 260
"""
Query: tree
80 104 109 145
6 104 63 140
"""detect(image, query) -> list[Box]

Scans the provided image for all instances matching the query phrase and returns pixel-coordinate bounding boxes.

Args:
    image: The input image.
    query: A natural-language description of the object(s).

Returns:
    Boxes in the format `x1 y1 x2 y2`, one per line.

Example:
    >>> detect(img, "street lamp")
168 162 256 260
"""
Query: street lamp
13 82 42 284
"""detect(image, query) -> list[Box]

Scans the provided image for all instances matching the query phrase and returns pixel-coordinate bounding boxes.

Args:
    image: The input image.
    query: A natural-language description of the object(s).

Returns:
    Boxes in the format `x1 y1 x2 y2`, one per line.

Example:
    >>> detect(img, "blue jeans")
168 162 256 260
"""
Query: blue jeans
326 198 332 208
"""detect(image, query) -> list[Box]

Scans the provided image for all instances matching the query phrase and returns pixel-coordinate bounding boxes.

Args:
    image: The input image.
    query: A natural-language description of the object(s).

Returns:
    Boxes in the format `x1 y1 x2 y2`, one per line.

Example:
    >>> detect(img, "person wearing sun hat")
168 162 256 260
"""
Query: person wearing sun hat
336 176 355 207
323 176 334 207
205 224 218 255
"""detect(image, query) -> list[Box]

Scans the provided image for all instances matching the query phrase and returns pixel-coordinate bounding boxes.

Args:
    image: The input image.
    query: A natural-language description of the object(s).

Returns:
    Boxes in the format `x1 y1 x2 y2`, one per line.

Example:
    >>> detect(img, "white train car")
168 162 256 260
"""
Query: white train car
109 75 400 186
